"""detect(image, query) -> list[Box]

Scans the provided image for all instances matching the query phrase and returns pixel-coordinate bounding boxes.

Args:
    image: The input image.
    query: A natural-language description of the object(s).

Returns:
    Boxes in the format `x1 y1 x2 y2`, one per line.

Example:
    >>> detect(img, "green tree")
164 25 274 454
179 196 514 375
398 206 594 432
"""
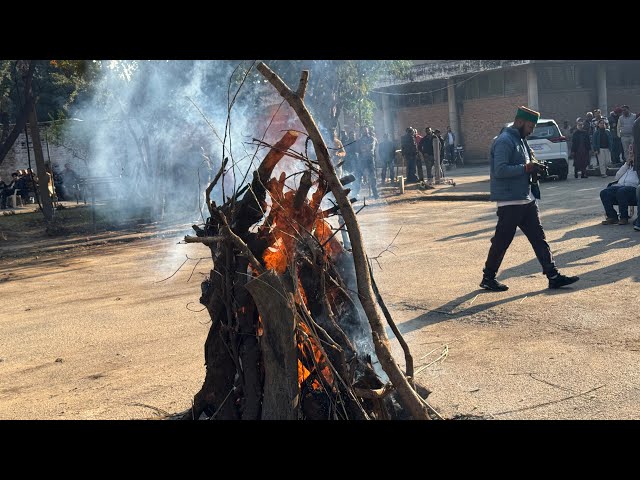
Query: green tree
0 60 99 167
261 60 410 130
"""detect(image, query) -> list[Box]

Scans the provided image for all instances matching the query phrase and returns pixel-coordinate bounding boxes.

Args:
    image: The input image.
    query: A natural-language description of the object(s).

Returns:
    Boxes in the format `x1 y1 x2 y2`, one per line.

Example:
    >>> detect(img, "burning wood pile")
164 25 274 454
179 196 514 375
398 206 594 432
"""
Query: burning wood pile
181 63 433 420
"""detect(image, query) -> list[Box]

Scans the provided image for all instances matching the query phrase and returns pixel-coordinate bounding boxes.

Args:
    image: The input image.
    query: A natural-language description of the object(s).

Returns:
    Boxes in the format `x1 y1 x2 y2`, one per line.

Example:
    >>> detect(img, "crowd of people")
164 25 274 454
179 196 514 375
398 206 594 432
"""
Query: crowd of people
332 123 458 199
565 105 637 179
0 169 37 209
0 163 82 209
562 104 640 231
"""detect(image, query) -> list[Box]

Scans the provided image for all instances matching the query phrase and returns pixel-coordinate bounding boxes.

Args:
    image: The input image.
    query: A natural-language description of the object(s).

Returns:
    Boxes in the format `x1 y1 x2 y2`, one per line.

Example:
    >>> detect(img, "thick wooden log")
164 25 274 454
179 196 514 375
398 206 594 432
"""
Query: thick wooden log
258 130 300 185
293 170 312 210
245 270 299 420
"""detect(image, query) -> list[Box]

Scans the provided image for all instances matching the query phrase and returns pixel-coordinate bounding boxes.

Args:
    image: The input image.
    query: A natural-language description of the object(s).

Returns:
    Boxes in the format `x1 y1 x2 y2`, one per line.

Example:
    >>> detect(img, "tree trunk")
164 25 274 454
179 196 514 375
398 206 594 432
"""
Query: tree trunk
28 104 54 222
0 61 36 167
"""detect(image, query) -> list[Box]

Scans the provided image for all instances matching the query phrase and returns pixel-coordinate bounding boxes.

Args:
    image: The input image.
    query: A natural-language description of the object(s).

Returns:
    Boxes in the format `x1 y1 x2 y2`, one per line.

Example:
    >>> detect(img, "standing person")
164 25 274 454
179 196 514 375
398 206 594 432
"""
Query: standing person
608 107 623 163
446 126 456 163
401 127 419 183
592 119 613 178
378 133 396 183
570 121 591 178
480 106 579 291
330 128 346 178
343 131 359 177
432 129 445 183
355 126 379 199
418 127 435 183
618 105 636 163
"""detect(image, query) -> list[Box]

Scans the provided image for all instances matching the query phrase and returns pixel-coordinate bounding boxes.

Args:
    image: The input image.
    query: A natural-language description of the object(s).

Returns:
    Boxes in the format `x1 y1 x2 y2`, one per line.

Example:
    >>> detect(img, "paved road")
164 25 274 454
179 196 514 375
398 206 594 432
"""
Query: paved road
1 167 638 419
361 167 640 419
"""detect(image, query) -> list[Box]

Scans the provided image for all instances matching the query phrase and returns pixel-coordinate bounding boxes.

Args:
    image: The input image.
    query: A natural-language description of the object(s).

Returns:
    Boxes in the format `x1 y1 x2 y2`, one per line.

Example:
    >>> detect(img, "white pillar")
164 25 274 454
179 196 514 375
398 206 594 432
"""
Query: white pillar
447 78 461 145
597 64 608 114
527 64 539 111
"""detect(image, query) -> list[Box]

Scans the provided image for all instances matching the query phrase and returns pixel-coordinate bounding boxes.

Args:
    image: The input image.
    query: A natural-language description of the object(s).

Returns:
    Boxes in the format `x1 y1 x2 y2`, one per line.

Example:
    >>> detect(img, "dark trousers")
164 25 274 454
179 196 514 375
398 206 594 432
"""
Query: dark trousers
600 185 637 219
611 137 623 163
483 201 558 278
424 154 435 180
447 144 455 161
415 154 425 181
381 158 395 182
405 154 418 182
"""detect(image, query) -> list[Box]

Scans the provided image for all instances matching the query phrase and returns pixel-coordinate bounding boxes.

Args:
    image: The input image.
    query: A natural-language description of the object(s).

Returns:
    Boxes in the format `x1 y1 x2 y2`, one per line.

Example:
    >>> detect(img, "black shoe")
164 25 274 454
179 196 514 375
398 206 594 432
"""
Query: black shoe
548 274 579 289
480 277 509 291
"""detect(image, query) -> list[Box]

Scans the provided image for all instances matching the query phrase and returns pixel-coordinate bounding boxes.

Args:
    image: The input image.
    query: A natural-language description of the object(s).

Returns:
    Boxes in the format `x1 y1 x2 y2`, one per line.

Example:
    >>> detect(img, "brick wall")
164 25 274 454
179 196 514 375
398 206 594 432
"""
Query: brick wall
458 94 527 162
539 90 596 127
384 95 527 163
0 126 80 181
392 103 450 141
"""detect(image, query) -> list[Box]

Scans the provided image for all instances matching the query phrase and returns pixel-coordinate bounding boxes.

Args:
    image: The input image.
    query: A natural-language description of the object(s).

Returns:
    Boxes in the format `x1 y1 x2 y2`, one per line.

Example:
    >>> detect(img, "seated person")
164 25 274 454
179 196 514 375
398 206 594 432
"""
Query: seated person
15 171 31 203
599 158 638 225
0 172 21 209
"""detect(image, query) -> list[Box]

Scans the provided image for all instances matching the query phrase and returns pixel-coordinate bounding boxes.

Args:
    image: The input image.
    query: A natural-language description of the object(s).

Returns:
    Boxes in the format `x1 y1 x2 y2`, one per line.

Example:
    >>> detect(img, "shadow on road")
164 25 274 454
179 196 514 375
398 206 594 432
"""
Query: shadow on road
498 222 640 287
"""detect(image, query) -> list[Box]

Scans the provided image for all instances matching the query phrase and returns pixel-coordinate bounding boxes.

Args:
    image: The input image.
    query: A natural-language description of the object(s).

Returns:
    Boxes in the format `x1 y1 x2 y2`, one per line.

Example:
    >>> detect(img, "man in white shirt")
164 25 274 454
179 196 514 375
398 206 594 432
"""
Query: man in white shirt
617 105 636 163
599 157 639 225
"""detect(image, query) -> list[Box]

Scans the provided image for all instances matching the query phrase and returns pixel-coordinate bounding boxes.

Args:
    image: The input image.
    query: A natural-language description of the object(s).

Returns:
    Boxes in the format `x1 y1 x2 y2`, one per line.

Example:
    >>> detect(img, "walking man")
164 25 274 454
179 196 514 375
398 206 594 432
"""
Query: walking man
480 106 579 291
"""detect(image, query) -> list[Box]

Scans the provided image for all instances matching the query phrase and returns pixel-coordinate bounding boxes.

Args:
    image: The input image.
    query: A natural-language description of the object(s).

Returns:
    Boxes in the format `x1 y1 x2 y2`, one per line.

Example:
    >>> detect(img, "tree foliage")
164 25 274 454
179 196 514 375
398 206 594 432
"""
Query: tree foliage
261 60 410 130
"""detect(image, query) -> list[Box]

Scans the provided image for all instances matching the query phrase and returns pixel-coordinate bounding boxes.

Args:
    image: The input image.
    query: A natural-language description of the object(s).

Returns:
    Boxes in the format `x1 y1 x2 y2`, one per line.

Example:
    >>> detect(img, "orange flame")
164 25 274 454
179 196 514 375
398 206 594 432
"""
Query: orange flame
255 155 345 393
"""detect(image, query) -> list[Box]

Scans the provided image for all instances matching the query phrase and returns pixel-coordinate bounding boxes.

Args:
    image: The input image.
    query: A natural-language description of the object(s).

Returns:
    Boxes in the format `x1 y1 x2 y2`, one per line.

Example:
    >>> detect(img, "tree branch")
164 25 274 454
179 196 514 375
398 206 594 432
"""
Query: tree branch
257 62 430 420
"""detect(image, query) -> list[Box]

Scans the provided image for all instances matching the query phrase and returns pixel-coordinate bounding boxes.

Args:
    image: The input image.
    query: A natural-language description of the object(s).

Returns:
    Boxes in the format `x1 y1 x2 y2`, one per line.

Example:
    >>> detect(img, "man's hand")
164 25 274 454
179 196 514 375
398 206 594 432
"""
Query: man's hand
525 161 548 175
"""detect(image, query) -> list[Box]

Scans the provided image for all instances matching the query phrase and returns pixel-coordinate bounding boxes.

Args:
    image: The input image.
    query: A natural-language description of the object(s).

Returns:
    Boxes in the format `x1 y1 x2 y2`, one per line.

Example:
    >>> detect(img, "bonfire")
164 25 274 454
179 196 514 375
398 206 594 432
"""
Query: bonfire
181 63 433 420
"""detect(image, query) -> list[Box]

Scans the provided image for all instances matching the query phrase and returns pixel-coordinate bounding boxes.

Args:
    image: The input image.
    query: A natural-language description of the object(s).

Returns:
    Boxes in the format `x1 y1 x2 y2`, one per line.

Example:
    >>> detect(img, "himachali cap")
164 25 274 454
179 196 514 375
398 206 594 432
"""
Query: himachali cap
515 106 540 124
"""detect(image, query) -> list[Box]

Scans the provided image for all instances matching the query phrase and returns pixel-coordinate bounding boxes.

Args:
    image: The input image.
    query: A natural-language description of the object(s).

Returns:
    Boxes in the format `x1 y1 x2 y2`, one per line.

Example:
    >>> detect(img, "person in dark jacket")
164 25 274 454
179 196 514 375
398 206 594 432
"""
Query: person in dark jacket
480 106 579 291
608 107 623 163
401 127 420 183
570 121 592 178
0 172 20 208
378 133 396 183
418 127 435 182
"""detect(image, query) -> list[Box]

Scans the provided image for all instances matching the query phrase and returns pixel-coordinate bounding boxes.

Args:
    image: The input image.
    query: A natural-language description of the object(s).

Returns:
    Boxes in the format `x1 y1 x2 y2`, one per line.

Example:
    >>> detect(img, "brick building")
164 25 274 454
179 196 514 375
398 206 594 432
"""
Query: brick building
372 60 640 163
